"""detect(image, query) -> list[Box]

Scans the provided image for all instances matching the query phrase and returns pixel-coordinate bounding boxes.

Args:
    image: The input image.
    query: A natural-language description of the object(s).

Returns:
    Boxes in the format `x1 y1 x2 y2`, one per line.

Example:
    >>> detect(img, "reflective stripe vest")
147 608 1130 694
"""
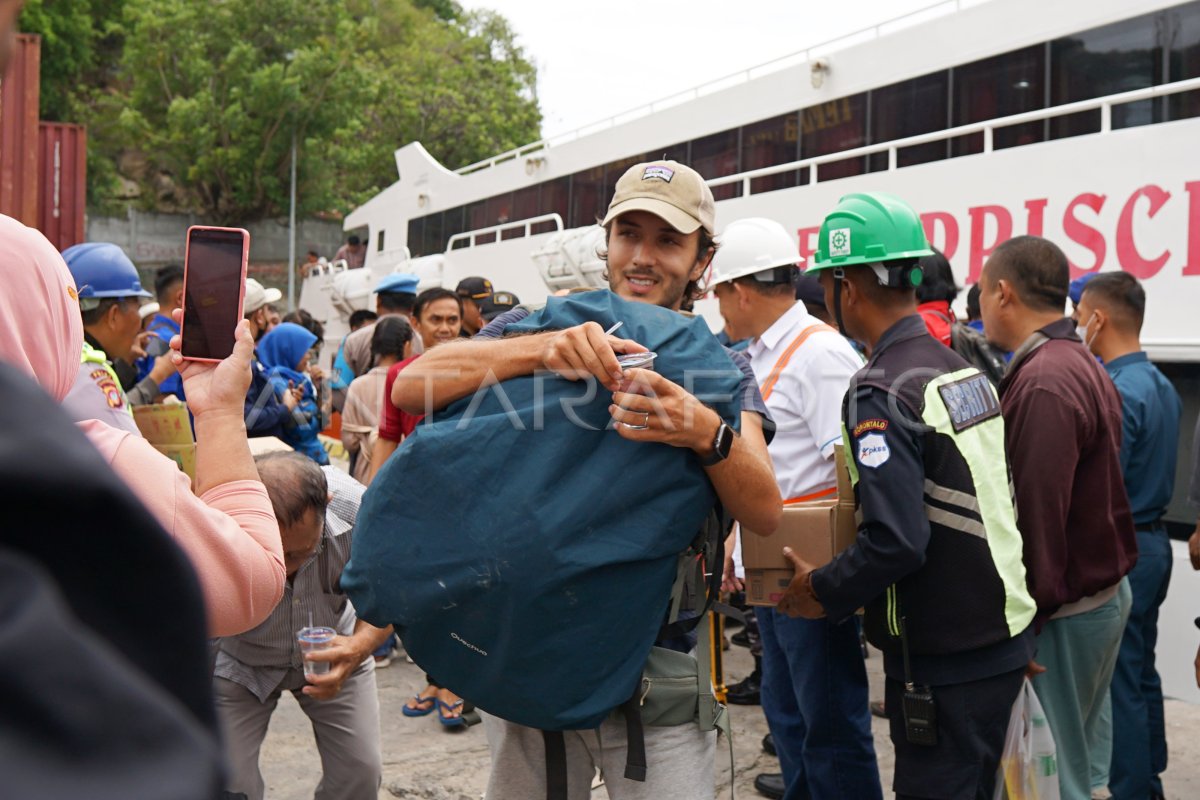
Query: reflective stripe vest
849 335 1037 657
81 340 135 420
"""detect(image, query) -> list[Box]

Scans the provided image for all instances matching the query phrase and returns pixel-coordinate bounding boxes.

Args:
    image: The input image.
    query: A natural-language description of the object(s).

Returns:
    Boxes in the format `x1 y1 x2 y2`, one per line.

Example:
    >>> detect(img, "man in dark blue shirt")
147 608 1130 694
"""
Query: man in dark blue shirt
1075 272 1182 800
136 264 187 400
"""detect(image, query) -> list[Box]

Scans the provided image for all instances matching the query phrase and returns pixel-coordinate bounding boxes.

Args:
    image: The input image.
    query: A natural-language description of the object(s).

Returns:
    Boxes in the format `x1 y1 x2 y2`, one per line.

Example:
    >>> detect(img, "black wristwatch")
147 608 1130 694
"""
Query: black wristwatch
698 421 736 467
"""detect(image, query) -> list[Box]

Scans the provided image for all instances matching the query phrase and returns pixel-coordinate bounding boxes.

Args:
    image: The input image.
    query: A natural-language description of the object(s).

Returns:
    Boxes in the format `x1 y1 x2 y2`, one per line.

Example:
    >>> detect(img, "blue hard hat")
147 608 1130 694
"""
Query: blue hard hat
1068 272 1098 307
374 272 420 295
62 243 152 301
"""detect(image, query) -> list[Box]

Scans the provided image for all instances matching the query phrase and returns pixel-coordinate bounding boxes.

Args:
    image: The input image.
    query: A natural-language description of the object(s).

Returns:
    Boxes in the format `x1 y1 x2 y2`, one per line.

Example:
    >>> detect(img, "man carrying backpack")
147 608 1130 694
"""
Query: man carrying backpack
708 217 880 800
776 193 1037 800
389 160 781 799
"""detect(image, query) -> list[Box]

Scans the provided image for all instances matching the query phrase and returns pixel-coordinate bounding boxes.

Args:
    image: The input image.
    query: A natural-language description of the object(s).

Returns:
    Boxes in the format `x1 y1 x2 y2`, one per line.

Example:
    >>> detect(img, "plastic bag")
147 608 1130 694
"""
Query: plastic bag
994 678 1060 800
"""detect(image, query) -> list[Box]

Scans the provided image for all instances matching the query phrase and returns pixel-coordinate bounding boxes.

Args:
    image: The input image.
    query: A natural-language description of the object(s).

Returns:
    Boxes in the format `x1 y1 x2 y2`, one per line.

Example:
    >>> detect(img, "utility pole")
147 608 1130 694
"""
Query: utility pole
287 130 297 313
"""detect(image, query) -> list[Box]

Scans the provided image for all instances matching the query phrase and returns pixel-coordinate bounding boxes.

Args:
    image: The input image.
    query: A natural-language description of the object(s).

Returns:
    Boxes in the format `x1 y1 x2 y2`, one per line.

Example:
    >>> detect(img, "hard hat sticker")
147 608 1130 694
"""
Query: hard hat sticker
830 228 851 257
642 165 675 182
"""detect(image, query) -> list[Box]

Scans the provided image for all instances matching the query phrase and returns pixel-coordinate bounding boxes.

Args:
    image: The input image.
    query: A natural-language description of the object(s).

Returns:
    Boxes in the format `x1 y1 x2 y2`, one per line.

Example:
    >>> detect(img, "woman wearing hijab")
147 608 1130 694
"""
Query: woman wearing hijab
341 316 414 484
0 214 285 638
257 322 330 465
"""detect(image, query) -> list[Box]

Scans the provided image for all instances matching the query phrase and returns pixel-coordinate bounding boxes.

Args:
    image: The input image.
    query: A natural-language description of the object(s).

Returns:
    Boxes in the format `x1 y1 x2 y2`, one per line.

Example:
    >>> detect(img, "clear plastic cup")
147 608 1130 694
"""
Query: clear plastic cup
297 626 336 677
617 351 657 371
616 352 658 430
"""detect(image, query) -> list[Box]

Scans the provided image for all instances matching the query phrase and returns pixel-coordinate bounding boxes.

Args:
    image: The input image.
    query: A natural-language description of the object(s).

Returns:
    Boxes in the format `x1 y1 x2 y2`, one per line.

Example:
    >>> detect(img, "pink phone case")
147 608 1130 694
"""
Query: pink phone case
179 225 250 363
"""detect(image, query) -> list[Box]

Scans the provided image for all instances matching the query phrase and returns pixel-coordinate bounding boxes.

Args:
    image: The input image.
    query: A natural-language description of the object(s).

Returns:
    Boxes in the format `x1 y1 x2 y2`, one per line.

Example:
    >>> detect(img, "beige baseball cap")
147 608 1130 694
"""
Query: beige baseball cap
243 278 282 315
601 160 716 236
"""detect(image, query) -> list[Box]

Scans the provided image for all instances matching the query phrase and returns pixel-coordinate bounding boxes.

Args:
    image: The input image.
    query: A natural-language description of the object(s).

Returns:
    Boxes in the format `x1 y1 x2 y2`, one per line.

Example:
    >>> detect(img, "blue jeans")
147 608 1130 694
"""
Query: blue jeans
1109 528 1173 799
1033 580 1132 800
756 608 882 800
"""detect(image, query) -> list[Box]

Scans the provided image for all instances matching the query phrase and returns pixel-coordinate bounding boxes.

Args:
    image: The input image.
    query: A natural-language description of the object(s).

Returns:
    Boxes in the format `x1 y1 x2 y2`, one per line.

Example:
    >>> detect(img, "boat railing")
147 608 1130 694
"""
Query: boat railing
445 213 565 253
707 76 1200 194
454 0 980 176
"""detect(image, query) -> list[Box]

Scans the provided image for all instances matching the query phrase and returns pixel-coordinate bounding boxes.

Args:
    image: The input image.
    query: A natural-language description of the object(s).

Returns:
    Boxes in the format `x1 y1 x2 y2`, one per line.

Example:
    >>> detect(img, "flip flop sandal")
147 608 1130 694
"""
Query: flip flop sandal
401 692 437 717
437 698 467 728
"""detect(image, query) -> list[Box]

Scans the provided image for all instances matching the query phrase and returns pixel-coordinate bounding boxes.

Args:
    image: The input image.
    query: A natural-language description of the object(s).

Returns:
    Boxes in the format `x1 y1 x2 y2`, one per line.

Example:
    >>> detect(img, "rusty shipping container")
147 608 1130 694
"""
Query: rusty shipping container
38 123 86 250
0 34 39 226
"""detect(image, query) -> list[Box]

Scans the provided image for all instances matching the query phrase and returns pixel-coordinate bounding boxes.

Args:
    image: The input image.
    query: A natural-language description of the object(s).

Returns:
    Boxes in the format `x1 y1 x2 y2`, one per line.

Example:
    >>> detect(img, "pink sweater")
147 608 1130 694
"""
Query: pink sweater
79 420 286 636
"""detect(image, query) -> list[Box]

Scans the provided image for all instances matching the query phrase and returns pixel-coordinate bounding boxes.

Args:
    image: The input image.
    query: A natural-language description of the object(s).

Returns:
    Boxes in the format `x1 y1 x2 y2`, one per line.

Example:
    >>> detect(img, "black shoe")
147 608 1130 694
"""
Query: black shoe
869 700 886 719
761 733 775 756
725 670 761 705
731 628 752 648
754 772 785 799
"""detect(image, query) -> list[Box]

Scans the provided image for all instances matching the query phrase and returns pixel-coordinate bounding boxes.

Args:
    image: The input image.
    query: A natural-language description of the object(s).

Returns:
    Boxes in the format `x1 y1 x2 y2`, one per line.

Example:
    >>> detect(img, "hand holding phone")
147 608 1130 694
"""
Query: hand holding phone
168 309 255 418
181 226 250 362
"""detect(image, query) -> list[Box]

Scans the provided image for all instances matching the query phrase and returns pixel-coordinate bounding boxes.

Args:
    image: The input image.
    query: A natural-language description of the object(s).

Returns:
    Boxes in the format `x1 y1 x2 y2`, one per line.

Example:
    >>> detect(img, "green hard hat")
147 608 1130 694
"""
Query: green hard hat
808 192 934 273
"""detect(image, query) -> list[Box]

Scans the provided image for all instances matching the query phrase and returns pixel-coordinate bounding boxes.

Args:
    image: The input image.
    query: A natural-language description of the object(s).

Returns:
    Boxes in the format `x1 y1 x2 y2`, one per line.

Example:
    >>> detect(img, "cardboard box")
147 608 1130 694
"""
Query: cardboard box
741 445 857 606
133 403 196 486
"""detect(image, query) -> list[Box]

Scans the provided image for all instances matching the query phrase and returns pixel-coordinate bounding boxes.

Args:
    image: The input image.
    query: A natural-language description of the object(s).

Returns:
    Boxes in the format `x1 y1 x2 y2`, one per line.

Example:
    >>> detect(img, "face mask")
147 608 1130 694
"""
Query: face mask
1075 313 1098 350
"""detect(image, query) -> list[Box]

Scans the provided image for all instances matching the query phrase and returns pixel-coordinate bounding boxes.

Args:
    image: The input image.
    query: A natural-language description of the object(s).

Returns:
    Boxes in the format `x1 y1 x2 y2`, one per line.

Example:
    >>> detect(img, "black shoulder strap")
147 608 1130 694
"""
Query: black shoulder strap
543 730 569 800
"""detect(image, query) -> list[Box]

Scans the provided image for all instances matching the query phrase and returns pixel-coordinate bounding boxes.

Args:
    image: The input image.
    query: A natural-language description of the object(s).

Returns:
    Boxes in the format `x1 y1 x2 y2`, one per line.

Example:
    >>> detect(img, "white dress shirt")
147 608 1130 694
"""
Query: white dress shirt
746 302 862 502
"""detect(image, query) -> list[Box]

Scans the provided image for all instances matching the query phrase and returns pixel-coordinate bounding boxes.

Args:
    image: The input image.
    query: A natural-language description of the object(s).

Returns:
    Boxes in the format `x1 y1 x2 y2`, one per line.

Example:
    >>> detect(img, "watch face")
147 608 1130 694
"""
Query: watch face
715 422 735 458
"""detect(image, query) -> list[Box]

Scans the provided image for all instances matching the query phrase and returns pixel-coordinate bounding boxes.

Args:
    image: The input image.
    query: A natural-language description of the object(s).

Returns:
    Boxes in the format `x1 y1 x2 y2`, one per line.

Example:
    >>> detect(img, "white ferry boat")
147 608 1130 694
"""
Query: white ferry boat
303 0 1200 700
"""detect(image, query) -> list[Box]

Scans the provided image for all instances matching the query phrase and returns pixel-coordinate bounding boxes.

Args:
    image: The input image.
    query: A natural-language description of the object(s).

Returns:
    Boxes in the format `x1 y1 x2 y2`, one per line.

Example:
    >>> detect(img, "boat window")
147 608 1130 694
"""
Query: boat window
690 130 741 200
801 94 867 180
407 217 425 258
1169 1 1200 120
599 153 650 213
868 70 949 171
952 44 1046 155
1050 11 1165 139
568 166 606 228
506 186 541 239
377 229 386 252
464 200 488 244
444 206 466 250
539 177 570 231
486 192 513 228
424 213 443 253
741 113 804 194
650 141 690 163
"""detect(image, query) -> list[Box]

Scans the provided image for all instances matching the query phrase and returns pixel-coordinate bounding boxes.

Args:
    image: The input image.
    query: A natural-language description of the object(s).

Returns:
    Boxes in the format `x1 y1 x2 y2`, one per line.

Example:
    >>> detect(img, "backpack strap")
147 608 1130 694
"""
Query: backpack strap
542 730 569 800
619 695 648 781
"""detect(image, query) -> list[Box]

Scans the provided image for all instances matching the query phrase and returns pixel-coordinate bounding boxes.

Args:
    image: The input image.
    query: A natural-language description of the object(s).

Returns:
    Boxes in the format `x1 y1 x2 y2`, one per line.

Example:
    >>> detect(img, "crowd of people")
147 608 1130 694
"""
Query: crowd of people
3 83 1199 800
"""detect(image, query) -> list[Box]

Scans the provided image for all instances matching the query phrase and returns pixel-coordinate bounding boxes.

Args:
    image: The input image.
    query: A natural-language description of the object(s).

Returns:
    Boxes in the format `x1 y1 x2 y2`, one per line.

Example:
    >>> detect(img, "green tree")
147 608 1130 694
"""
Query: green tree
369 8 541 174
56 0 541 221
119 0 374 222
20 0 129 211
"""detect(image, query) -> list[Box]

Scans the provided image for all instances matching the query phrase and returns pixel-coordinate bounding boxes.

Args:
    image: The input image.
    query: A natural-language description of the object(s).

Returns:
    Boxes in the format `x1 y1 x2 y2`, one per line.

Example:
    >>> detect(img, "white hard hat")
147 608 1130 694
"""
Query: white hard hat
709 217 802 287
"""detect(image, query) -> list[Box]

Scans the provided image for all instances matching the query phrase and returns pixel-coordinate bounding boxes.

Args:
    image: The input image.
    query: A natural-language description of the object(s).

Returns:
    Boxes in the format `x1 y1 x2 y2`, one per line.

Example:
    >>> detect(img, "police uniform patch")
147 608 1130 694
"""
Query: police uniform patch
857 432 890 469
642 165 674 182
937 372 1000 433
853 418 888 437
90 368 125 409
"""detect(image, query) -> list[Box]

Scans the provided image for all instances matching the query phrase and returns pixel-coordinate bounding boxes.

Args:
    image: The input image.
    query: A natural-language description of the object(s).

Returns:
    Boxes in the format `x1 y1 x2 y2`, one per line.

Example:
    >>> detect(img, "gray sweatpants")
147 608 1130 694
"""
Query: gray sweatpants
214 660 381 800
481 711 716 800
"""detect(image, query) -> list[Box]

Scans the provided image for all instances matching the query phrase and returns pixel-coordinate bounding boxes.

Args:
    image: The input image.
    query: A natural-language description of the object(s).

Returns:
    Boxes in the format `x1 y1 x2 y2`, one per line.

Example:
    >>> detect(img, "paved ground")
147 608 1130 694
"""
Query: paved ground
254 627 1200 799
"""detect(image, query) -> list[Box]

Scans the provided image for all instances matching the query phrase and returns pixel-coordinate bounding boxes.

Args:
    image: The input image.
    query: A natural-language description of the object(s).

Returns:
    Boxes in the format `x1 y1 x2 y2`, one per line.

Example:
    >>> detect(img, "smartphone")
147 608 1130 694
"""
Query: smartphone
181 226 250 362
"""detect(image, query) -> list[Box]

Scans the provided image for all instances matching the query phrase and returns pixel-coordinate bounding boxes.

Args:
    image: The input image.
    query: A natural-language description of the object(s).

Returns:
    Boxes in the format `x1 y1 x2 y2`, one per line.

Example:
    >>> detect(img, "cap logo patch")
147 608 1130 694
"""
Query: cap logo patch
830 228 851 257
642 165 675 182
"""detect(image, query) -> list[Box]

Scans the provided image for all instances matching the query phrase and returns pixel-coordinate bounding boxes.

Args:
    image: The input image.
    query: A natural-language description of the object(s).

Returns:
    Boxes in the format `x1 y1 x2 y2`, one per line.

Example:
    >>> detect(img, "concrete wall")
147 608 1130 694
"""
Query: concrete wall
87 209 361 292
